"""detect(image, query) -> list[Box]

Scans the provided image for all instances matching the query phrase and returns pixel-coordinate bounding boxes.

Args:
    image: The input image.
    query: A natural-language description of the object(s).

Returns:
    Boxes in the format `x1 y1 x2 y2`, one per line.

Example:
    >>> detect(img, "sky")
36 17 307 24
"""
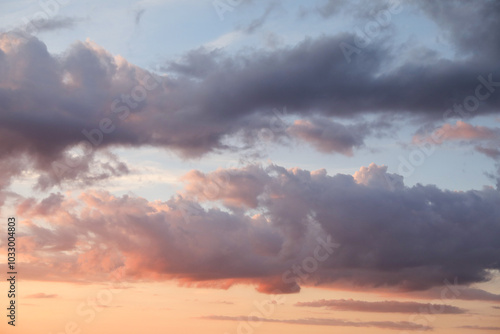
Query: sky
0 0 500 333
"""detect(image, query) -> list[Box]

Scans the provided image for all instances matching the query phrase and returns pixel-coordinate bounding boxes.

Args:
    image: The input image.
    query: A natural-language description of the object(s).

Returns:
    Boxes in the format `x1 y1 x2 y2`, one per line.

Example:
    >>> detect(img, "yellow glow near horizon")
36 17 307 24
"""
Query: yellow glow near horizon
1 280 499 334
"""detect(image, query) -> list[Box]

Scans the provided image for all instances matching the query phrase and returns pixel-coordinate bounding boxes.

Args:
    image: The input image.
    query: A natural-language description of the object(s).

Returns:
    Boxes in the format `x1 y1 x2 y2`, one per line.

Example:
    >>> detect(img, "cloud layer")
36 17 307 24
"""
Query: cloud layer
9 163 500 294
202 315 431 331
295 299 466 314
2 0 500 190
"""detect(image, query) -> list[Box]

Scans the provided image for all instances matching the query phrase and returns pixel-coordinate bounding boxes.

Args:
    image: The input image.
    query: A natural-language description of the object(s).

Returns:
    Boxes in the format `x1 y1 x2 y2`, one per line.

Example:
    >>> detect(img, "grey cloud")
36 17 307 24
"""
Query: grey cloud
313 0 387 19
164 32 500 120
448 288 500 303
458 326 500 331
241 2 279 34
135 8 146 25
416 0 500 62
312 0 500 66
397 282 500 303
32 16 82 32
295 299 467 314
202 315 432 331
1 0 500 189
316 0 347 18
183 164 500 291
7 16 83 37
477 146 500 159
17 164 500 294
288 117 368 155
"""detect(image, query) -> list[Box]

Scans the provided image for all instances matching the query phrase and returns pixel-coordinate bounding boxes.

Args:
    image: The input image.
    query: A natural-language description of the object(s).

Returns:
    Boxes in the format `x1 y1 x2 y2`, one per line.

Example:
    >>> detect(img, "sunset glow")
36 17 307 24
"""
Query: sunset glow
1 0 500 333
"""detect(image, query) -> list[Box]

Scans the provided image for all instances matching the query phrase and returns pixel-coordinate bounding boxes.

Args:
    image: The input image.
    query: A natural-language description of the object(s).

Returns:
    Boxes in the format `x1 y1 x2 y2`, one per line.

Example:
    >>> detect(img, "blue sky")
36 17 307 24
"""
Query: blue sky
1 0 497 200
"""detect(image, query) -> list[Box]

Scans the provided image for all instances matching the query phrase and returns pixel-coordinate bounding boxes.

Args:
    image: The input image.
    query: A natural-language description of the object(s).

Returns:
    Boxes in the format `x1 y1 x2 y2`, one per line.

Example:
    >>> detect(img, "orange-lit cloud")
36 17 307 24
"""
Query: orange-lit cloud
11 164 500 296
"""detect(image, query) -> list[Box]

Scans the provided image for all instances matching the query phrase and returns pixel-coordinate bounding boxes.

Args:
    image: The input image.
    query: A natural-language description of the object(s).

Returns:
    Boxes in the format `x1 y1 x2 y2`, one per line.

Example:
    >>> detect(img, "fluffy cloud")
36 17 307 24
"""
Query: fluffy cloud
1 0 500 190
353 163 403 190
14 163 500 294
2 0 500 294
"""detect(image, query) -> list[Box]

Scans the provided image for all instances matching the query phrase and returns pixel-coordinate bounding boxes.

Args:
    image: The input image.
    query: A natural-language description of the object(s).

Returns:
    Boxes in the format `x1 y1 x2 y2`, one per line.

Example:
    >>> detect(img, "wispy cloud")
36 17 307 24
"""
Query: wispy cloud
295 299 466 314
412 286 500 303
241 2 279 34
26 293 58 299
413 121 499 145
457 325 500 331
202 315 432 331
25 16 83 33
134 8 146 25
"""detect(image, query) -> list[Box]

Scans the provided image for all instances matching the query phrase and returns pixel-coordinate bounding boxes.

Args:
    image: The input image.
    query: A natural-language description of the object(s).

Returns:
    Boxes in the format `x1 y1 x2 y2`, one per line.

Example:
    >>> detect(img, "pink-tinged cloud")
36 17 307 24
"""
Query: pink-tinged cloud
181 165 271 209
413 121 498 145
295 299 466 314
14 164 500 294
202 315 432 331
353 163 403 189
